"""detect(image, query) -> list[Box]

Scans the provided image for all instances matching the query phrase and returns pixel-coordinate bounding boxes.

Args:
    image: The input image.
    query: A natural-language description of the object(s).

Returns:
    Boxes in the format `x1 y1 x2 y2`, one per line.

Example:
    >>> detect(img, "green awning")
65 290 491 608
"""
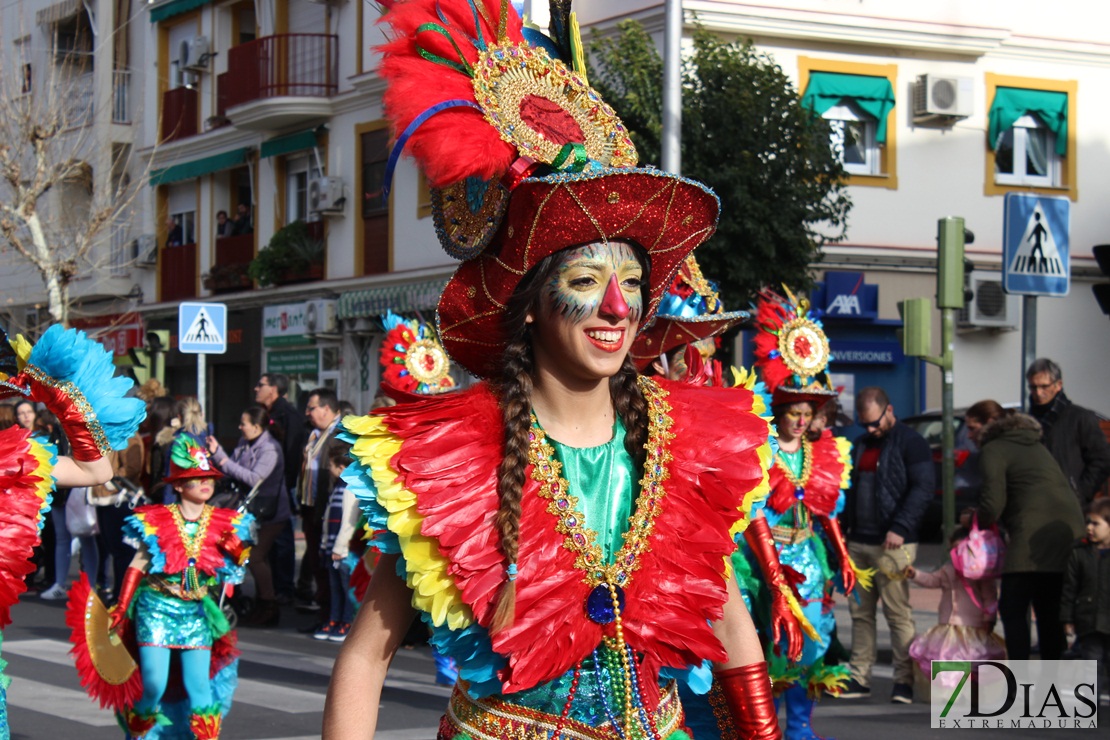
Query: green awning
150 148 251 186
338 279 449 320
801 72 896 143
988 87 1068 156
260 129 319 159
150 0 212 23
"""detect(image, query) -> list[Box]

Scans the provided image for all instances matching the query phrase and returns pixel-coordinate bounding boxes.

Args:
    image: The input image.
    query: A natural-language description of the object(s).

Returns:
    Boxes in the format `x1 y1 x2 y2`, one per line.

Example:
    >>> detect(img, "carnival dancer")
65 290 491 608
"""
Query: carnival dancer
0 325 145 740
324 2 780 739
67 436 254 739
736 291 871 740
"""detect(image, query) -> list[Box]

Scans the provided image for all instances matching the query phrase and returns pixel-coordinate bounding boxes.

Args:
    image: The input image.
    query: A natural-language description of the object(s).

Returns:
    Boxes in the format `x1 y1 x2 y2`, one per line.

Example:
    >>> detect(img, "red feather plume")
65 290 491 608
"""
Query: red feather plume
377 0 526 187
65 573 144 711
752 295 795 395
0 426 53 629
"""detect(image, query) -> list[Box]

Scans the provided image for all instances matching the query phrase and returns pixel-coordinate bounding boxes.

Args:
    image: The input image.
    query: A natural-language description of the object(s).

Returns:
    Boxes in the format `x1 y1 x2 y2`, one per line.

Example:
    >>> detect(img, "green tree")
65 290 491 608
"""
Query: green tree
590 22 851 301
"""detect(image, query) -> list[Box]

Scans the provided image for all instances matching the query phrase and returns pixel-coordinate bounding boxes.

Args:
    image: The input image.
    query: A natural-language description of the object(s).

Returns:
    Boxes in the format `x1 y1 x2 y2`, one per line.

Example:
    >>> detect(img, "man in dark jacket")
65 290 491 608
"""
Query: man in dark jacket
255 372 307 605
1026 358 1110 507
837 387 934 704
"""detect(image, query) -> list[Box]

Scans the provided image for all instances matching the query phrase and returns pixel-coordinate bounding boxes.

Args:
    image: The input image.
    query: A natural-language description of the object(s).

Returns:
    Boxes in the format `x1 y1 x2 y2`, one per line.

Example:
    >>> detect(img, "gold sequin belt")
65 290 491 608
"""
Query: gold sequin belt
440 680 684 740
771 523 812 545
146 575 209 601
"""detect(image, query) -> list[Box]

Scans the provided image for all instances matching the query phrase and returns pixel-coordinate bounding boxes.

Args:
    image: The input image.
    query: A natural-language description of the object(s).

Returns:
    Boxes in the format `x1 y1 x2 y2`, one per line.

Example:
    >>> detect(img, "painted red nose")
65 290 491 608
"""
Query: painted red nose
599 274 630 320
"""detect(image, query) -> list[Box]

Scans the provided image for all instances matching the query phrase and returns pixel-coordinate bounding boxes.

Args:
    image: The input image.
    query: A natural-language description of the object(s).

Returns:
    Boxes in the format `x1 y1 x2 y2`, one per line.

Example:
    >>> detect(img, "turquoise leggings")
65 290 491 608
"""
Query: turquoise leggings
133 646 213 714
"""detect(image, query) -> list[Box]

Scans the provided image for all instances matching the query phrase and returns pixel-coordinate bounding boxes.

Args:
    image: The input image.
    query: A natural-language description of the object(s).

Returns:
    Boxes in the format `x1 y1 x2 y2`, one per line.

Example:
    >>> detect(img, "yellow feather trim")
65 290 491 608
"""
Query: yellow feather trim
851 558 877 592
808 669 850 699
834 436 853 490
27 436 55 526
345 414 473 631
778 583 821 642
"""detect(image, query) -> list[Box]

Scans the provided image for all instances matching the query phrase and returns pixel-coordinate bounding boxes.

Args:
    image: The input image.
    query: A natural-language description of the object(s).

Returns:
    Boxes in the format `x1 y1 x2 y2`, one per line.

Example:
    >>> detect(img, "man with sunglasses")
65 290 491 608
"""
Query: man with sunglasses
836 387 933 704
1026 358 1110 508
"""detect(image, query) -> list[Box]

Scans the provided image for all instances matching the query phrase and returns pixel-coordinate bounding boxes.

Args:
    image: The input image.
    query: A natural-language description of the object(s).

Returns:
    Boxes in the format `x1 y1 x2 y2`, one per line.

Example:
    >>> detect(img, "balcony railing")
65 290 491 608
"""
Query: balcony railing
161 243 197 302
221 34 338 110
207 233 255 293
162 86 198 142
113 69 131 124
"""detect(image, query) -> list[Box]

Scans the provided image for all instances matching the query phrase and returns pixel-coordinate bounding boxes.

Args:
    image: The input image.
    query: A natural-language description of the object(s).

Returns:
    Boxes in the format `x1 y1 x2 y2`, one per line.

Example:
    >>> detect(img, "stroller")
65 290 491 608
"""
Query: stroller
216 479 263 630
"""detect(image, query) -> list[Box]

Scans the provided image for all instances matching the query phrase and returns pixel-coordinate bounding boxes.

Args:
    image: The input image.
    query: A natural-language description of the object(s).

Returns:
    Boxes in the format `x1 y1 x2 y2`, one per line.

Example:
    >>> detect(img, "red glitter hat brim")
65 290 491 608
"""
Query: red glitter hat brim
436 167 721 379
630 311 751 370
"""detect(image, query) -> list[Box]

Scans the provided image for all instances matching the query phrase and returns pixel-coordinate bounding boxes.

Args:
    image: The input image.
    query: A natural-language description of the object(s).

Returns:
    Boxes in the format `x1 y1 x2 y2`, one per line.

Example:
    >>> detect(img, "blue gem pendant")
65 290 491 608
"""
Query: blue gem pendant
586 583 626 624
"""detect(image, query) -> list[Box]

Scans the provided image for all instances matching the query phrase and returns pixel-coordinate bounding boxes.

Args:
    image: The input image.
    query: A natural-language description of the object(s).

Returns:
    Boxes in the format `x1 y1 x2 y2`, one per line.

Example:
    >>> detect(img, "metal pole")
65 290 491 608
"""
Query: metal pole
940 307 956 543
661 0 682 174
197 353 207 418
1021 295 1037 410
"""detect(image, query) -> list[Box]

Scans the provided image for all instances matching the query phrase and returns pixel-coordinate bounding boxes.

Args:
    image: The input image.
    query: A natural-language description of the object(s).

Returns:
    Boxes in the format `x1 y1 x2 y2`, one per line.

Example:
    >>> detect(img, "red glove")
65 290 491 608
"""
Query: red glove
744 516 804 661
219 531 250 565
817 516 856 595
714 662 782 740
109 567 144 633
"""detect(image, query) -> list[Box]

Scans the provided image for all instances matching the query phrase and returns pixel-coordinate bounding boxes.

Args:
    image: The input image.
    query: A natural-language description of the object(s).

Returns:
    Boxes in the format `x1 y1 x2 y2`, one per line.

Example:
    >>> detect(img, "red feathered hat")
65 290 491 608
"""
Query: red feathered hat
377 0 720 378
752 289 838 409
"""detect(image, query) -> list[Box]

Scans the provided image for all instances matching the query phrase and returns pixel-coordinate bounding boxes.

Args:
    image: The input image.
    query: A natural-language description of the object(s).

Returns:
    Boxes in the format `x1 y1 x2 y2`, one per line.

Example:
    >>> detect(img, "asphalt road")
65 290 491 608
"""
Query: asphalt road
4 544 1105 738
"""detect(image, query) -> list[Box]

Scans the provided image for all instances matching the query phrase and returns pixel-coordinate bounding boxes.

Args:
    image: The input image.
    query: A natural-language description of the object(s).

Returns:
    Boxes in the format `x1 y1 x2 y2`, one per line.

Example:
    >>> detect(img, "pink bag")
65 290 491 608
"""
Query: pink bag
951 515 1005 580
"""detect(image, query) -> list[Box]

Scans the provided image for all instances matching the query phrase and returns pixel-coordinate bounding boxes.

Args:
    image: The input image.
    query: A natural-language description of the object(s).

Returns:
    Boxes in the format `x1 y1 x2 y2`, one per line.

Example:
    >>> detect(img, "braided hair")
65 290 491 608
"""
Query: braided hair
489 242 650 633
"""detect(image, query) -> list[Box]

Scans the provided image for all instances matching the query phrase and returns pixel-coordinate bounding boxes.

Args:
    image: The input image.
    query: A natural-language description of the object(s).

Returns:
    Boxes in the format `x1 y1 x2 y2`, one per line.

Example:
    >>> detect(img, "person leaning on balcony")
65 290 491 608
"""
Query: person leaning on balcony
216 210 233 237
165 216 183 248
231 203 253 235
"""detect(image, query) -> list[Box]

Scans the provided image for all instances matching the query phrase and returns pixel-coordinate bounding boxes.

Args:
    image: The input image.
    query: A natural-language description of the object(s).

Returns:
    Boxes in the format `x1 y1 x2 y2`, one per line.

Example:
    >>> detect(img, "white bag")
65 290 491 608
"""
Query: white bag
65 487 100 537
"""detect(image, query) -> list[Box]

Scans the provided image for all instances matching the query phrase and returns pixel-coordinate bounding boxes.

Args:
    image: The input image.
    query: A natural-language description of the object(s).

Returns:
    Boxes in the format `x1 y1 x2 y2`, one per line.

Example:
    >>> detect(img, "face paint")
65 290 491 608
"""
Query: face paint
544 242 644 326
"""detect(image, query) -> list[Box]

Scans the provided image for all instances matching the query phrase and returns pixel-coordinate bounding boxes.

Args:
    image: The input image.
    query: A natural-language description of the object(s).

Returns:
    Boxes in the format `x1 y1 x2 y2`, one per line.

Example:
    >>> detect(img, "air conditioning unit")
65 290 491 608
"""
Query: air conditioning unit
309 175 345 214
959 272 1019 330
135 234 158 266
180 36 211 72
913 74 973 121
305 299 339 336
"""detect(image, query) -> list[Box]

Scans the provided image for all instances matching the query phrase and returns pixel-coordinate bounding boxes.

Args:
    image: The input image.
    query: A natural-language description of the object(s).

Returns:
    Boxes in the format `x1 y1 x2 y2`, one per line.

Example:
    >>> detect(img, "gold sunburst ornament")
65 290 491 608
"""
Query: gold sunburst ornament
776 303 831 382
472 43 638 169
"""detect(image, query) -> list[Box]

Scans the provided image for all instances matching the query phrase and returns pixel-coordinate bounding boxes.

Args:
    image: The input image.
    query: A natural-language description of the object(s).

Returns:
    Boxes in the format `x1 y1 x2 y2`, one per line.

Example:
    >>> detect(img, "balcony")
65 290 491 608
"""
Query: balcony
220 34 338 131
162 86 198 142
63 72 94 128
160 243 197 302
204 233 255 294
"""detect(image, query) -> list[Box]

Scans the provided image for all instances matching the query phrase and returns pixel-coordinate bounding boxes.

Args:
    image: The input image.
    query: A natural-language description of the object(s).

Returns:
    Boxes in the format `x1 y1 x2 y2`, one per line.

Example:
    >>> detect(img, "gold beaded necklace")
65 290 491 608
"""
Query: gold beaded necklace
170 504 213 594
774 437 813 488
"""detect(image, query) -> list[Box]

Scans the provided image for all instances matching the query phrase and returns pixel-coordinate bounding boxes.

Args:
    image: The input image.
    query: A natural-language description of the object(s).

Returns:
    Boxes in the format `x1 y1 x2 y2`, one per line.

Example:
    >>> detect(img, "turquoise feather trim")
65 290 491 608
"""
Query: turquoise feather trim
27 326 145 451
338 428 400 554
123 513 167 574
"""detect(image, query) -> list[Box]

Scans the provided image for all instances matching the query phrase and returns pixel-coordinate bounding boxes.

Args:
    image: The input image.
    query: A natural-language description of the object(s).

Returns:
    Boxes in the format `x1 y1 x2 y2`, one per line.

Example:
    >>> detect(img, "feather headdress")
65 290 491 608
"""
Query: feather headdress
752 288 837 408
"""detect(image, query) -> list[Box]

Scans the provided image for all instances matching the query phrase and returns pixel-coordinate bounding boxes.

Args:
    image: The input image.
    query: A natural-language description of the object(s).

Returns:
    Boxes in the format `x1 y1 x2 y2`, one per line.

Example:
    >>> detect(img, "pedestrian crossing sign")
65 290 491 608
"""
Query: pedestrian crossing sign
178 302 227 354
1003 193 1070 296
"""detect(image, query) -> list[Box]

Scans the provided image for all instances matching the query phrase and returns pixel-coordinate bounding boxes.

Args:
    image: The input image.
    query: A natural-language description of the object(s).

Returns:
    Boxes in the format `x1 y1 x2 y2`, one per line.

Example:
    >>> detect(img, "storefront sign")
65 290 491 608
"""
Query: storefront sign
263 302 310 346
814 271 879 320
266 348 319 374
829 340 904 365
71 312 144 357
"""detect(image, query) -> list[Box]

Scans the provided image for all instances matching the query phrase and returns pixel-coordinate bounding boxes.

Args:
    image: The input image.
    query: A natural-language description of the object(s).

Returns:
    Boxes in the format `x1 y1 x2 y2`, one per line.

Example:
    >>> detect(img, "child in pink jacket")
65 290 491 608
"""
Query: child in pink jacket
907 527 1006 676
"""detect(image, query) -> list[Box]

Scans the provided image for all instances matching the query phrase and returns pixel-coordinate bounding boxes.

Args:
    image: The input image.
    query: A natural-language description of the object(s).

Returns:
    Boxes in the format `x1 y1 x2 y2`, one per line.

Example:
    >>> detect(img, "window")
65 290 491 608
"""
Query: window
823 101 880 176
359 125 390 275
15 37 32 95
798 59 898 189
168 210 196 247
985 78 1074 198
286 155 322 224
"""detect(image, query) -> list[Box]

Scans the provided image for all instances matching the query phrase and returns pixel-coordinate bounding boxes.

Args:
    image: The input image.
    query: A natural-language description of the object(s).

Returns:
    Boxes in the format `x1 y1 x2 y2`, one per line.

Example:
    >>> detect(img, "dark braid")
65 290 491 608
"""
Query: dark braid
610 356 648 469
490 335 533 632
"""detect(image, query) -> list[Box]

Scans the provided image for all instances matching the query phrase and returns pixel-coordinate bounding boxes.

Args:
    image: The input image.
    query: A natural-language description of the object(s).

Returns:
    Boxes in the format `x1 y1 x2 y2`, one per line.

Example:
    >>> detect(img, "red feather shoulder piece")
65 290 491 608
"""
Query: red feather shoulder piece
766 430 848 517
130 505 241 577
0 426 54 628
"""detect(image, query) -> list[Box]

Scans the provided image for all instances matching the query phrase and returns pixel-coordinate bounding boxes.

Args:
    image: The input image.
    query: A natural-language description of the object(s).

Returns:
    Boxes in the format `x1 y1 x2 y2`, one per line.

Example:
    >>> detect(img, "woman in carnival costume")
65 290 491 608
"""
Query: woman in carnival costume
325 1 781 738
735 291 872 740
67 435 254 740
0 325 146 740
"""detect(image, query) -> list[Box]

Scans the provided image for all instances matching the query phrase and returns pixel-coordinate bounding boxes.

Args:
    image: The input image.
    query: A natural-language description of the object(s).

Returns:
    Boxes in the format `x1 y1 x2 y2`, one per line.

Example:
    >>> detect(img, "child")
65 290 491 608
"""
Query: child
1060 498 1110 691
907 527 1006 678
316 443 359 643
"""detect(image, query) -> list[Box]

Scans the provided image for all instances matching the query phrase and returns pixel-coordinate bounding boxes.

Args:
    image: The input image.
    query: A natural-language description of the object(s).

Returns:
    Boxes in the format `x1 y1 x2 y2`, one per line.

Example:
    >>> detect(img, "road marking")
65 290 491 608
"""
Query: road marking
4 677 118 727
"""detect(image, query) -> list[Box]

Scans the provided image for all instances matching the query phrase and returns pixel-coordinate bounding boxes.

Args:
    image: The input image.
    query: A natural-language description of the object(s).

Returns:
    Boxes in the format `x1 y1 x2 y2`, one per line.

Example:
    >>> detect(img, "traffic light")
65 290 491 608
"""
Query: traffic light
897 298 932 357
937 217 975 309
1094 245 1110 316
